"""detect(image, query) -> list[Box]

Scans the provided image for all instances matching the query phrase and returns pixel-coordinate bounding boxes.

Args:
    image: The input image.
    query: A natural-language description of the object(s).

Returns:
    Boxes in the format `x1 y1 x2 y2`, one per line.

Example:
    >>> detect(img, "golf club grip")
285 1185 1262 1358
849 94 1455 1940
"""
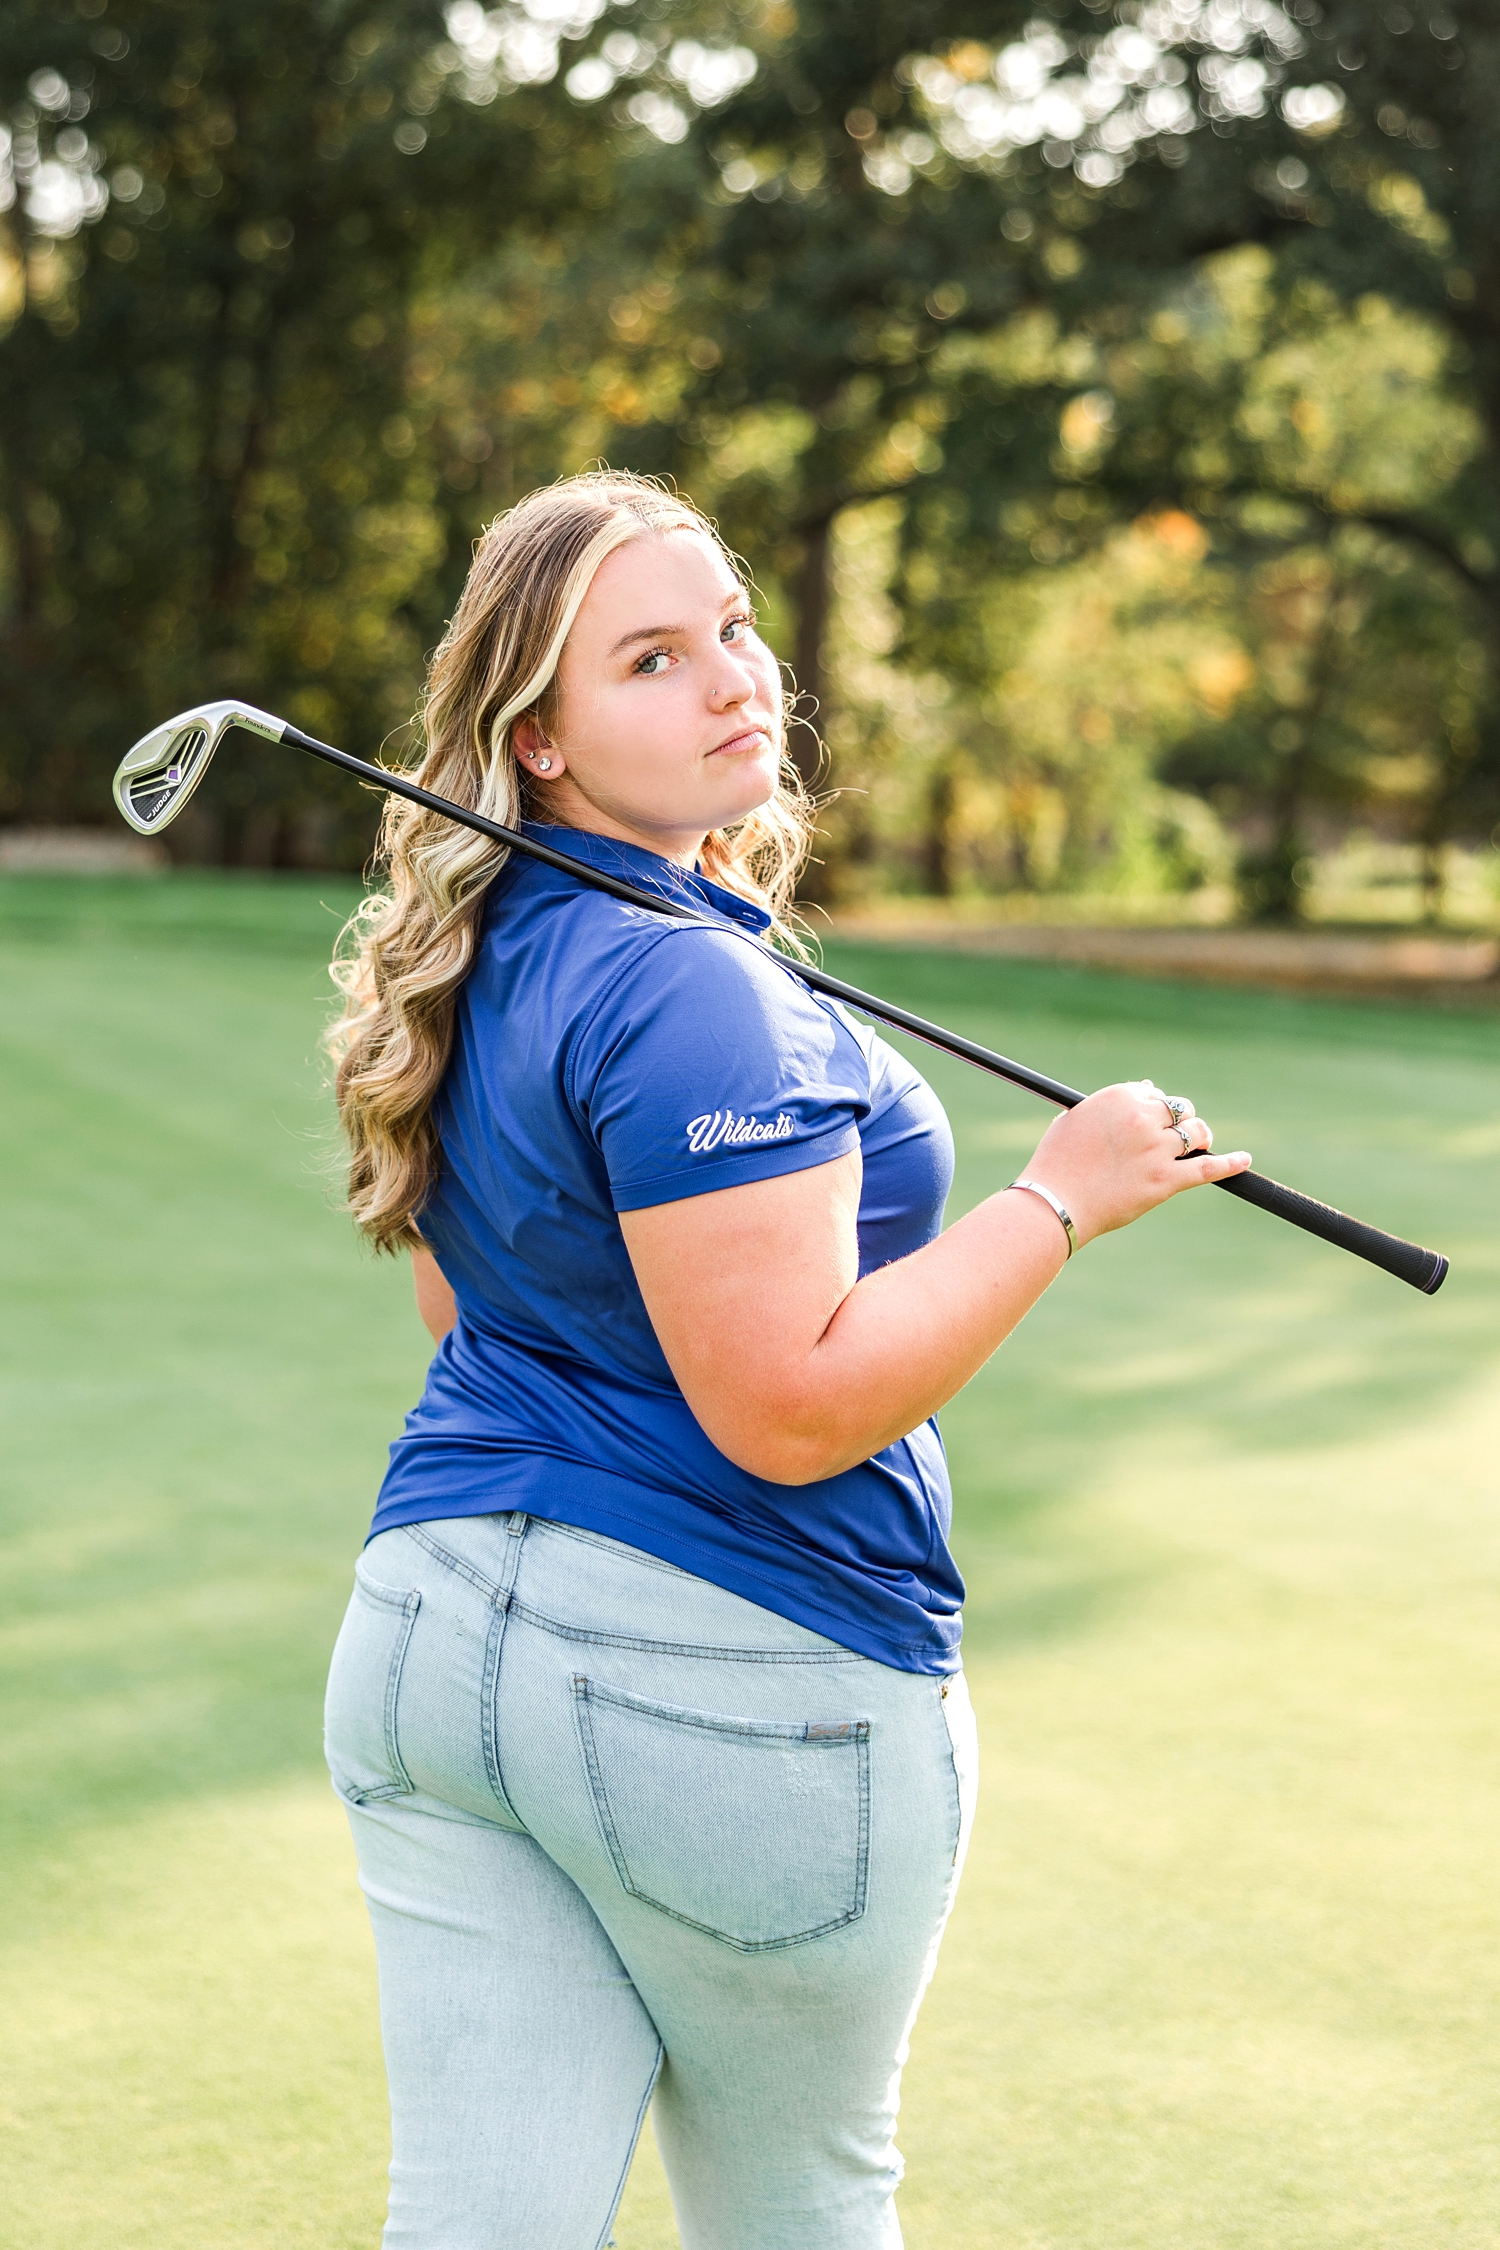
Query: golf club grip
798 973 1450 1295
1213 1169 1448 1293
278 722 1450 1294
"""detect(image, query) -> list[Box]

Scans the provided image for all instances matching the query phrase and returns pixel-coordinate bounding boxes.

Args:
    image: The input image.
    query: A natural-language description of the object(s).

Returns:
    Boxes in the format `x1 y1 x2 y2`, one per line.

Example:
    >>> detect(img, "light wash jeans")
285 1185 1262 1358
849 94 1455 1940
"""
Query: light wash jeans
325 1512 978 2250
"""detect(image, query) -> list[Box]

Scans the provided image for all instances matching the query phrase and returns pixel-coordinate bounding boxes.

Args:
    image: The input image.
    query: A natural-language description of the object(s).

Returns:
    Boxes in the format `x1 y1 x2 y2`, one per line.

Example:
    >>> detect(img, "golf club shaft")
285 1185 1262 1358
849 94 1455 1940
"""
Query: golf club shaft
282 721 1449 1296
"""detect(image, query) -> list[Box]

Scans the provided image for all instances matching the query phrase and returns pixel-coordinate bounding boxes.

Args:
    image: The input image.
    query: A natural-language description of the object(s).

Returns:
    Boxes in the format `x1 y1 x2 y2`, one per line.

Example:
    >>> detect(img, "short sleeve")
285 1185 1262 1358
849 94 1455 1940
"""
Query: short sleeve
568 926 868 1212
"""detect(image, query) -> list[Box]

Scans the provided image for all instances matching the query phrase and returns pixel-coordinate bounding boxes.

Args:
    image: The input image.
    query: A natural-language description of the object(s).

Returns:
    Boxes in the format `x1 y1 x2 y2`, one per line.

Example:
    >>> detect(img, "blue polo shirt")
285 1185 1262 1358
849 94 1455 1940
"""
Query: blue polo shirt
370 824 964 1674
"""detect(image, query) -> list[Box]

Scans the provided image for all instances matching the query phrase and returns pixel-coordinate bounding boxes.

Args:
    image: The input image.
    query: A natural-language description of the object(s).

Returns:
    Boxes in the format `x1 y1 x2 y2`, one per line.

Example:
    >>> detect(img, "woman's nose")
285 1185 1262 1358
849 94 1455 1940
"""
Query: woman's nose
708 652 759 708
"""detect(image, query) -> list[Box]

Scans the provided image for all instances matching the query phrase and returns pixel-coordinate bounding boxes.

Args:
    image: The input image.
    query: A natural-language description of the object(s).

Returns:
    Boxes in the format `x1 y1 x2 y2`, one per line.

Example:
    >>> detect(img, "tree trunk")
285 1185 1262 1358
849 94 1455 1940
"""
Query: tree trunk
925 756 959 897
1241 738 1313 922
788 510 837 905
14 478 45 635
1240 564 1338 922
789 512 833 796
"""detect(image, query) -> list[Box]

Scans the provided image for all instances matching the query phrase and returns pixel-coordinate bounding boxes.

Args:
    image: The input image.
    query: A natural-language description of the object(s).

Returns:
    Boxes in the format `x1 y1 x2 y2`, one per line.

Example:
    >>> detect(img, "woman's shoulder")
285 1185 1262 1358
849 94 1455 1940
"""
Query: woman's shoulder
570 919 874 1194
584 915 845 1046
482 860 772 974
473 847 865 1069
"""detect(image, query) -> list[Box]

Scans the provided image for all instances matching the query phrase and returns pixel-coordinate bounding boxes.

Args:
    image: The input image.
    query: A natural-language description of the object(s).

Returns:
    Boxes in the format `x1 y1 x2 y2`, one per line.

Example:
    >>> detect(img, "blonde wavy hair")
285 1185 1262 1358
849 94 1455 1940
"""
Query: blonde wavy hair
326 469 814 1254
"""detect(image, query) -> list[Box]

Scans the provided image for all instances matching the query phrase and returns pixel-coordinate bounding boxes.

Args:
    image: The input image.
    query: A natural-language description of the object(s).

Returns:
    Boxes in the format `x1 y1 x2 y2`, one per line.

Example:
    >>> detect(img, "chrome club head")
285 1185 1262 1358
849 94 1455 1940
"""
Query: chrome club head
112 700 287 835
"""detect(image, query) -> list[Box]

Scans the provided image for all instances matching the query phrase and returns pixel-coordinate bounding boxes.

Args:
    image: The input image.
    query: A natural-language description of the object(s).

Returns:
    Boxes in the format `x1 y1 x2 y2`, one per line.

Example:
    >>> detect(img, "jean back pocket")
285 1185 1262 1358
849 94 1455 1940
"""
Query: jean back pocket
324 1564 421 1804
573 1675 869 1952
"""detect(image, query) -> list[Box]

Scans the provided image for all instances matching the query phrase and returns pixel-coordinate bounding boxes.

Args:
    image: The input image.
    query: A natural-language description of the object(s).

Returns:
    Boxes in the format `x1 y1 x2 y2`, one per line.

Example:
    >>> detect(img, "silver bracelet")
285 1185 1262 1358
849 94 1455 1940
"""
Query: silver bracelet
1007 1177 1079 1258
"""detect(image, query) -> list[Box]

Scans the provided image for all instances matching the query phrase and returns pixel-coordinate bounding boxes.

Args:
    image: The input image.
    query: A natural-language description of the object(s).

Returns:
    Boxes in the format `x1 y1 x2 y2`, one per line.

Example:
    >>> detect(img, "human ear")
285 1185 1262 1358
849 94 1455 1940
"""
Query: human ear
512 711 566 778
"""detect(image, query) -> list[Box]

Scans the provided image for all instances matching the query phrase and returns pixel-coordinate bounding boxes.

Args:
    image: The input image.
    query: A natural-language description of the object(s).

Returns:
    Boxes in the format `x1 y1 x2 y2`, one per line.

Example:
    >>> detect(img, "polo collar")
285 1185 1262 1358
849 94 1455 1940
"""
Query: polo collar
519 822 773 935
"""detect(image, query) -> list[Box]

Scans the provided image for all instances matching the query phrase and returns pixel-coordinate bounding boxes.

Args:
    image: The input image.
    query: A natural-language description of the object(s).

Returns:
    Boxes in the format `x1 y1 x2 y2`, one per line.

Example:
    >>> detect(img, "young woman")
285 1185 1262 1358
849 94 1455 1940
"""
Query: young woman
324 470 1249 2250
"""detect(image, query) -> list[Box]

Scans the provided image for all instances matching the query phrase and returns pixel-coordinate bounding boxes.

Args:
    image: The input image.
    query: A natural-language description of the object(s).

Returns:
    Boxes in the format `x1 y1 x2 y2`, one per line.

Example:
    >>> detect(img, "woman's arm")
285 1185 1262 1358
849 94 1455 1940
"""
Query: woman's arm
620 1082 1250 1485
412 1246 459 1343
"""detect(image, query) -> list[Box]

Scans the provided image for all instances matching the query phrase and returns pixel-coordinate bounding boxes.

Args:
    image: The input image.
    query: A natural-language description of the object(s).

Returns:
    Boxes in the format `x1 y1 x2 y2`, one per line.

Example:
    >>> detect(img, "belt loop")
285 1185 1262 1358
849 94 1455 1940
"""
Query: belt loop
494 1511 528 1602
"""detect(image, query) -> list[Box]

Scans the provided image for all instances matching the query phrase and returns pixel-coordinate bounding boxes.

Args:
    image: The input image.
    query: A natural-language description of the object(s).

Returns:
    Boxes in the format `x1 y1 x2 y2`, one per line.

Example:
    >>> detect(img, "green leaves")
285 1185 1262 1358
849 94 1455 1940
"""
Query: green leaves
1 0 1496 907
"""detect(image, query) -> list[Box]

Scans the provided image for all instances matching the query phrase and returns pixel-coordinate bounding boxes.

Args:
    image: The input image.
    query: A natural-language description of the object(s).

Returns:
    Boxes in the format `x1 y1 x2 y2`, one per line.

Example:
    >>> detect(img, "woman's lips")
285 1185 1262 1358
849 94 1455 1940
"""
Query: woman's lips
710 725 772 756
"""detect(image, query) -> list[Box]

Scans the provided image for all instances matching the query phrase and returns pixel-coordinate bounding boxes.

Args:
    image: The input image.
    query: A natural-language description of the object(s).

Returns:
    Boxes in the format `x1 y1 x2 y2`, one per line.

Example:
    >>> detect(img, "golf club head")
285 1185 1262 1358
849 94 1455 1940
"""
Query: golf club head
112 701 286 836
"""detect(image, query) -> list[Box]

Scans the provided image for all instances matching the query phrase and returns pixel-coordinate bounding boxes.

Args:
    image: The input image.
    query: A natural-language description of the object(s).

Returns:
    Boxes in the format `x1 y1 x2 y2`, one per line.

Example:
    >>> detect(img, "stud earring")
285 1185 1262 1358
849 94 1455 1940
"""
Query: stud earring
536 756 553 771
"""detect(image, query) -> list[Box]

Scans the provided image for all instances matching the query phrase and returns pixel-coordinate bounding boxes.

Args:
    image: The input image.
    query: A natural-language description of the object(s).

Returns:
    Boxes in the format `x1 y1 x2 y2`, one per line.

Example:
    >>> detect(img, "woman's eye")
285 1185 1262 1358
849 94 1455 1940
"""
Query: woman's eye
635 649 672 676
722 613 755 643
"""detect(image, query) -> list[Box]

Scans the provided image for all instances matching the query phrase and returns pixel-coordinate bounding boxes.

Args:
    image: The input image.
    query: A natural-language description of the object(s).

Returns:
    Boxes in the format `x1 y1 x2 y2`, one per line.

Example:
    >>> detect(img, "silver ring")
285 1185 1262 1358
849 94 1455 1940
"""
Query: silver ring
1161 1093 1192 1126
1172 1122 1193 1153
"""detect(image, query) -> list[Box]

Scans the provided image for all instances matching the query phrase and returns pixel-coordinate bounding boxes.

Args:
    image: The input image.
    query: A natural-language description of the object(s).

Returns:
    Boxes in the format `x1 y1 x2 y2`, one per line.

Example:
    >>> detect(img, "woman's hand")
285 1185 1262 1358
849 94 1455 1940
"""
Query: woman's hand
1018 1081 1251 1245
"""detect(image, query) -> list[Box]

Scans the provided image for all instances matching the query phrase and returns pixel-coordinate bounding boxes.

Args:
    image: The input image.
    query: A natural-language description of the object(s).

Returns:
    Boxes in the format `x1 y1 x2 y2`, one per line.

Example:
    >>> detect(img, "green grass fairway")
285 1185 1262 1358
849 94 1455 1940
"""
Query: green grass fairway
4 873 1498 2249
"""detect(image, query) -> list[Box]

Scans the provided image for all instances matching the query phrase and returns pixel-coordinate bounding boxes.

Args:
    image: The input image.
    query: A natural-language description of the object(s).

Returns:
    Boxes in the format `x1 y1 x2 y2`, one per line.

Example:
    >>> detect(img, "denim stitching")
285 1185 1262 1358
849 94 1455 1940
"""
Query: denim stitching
343 1569 421 1801
513 1598 861 1663
855 1701 873 1902
535 1518 699 1582
395 1511 944 1659
392 1523 530 1823
353 1563 418 1611
480 1591 527 1828
616 1895 866 1954
382 1589 420 1793
938 1675 966 1868
595 2039 664 2250
583 1675 871 1742
572 1675 870 1952
573 1677 634 1898
400 1521 509 1605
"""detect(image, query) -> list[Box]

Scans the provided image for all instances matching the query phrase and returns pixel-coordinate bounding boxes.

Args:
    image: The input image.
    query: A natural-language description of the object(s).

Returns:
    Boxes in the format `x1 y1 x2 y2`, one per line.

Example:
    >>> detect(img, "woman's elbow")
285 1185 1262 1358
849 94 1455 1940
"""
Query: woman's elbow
705 1408 866 1487
675 1356 883 1483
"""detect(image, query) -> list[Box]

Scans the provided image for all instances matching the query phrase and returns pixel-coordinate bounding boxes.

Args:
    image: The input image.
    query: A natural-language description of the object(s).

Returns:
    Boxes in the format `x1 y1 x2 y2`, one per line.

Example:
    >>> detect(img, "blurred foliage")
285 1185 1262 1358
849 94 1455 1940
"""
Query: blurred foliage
2 0 1497 918
0 0 606 859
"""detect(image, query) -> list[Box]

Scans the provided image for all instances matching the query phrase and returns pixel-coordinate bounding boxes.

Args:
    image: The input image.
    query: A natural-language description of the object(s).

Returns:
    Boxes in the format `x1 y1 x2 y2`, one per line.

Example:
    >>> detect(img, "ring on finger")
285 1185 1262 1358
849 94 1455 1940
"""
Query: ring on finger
1161 1093 1192 1127
1172 1122 1194 1153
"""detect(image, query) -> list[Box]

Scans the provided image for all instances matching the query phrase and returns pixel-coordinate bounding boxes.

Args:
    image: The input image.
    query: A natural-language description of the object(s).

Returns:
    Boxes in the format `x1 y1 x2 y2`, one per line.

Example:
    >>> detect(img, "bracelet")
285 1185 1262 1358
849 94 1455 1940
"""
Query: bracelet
1007 1178 1079 1258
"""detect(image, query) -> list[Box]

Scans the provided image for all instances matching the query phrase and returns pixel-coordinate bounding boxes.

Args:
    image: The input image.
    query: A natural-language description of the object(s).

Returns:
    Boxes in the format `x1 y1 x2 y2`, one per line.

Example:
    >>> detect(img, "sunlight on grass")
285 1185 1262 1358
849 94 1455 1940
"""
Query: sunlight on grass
4 1785 386 2249
4 877 1497 2248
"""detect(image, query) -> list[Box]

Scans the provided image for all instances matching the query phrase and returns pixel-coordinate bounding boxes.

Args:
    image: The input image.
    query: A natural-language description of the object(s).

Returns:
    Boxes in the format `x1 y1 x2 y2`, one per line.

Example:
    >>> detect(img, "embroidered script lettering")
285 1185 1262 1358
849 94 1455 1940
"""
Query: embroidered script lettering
685 1110 796 1154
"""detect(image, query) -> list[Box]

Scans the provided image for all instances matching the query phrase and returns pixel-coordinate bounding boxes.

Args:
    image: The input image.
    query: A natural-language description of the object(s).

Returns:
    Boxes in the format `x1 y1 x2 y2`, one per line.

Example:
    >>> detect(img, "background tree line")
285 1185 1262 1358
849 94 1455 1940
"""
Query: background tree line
2 0 1497 919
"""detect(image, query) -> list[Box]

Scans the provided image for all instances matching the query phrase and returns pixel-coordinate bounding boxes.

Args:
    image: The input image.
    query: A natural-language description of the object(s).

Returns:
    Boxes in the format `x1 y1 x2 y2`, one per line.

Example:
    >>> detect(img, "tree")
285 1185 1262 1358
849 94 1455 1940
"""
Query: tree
8 0 1494 918
891 0 1500 873
0 0 612 856
570 3 1052 802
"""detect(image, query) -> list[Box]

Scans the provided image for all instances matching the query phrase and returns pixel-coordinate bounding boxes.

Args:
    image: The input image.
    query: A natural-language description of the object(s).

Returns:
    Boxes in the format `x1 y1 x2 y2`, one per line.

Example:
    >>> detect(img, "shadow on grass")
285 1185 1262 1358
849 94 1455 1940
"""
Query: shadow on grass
819 944 1500 1665
3 902 1495 1887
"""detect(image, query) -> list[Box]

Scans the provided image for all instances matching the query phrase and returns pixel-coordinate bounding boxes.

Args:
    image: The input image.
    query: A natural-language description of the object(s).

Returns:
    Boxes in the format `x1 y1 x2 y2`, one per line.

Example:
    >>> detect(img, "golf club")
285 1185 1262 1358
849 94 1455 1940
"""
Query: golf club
113 702 1450 1296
